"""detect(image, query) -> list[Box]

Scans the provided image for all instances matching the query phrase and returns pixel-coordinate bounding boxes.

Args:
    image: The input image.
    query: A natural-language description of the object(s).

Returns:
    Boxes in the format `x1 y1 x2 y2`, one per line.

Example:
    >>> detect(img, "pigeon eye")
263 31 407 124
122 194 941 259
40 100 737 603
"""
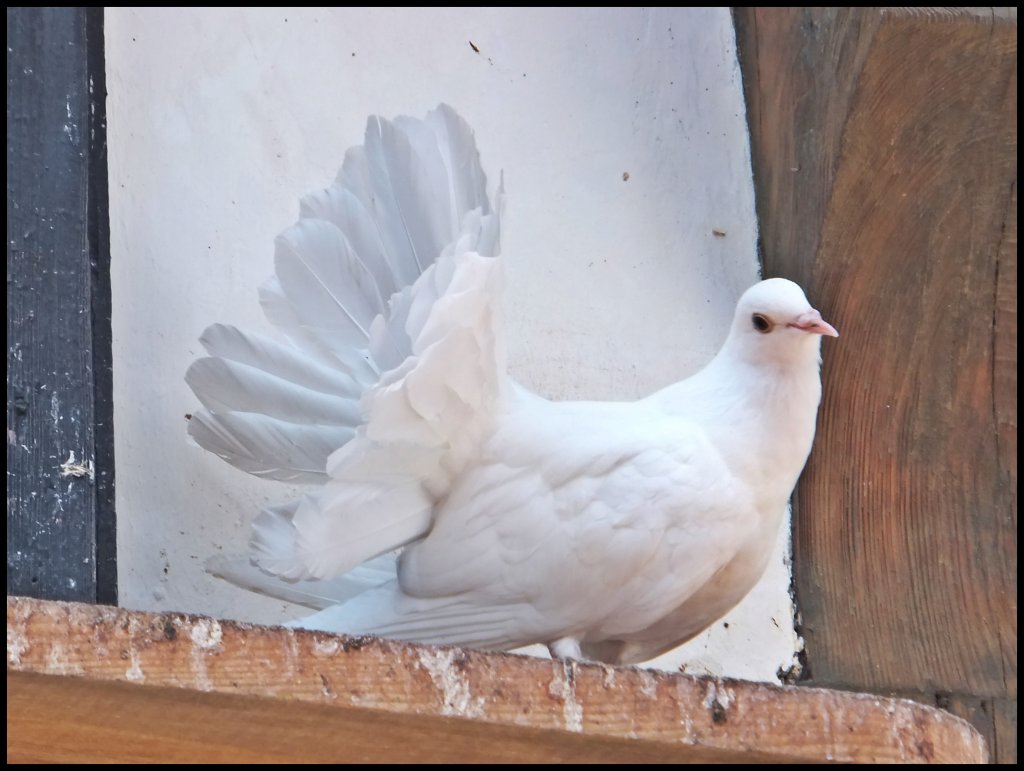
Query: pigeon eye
751 313 772 333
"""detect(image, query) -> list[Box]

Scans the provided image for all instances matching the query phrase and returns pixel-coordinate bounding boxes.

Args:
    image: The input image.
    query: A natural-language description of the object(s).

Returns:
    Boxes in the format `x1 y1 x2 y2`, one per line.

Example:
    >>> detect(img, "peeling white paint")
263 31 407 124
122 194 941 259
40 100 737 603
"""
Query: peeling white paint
189 650 211 691
120 615 148 685
637 669 659 699
125 649 145 682
600 664 616 689
189 618 223 650
7 625 28 666
312 637 341 656
547 661 583 732
702 679 737 721
417 649 486 719
45 642 85 676
283 628 300 681
60 450 95 479
675 680 697 741
189 618 223 691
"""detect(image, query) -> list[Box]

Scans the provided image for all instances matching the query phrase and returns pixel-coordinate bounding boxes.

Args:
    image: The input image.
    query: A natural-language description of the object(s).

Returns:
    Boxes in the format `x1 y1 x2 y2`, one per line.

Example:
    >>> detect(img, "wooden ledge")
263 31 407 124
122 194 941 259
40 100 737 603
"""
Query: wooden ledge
6 597 987 763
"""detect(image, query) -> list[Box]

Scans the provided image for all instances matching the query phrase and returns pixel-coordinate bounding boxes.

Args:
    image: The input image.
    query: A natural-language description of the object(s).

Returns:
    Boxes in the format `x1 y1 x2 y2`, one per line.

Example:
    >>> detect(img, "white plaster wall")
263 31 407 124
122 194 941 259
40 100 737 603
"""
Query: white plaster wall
106 7 801 682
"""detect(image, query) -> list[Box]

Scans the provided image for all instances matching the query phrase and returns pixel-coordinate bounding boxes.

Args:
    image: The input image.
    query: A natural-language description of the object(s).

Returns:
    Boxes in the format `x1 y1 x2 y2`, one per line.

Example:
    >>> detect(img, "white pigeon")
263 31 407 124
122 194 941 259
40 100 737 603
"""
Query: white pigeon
189 104 837 665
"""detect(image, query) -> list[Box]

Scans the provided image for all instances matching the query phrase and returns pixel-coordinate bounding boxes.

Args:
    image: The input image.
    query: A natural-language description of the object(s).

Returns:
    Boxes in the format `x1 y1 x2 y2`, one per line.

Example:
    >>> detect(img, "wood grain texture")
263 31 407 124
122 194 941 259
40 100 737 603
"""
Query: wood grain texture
7 673 770 764
734 6 1016 762
935 694 1019 767
6 7 117 604
6 597 987 763
991 698 1017 765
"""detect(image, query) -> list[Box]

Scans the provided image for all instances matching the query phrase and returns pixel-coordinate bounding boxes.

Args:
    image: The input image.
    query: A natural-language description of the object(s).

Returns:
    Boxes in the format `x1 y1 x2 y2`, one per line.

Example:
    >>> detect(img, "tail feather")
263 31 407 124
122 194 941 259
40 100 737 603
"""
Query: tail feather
207 553 397 610
188 411 352 483
199 323 364 399
419 107 491 231
288 582 531 651
186 357 361 426
251 487 432 581
192 104 506 617
273 219 385 349
258 274 381 384
299 184 397 299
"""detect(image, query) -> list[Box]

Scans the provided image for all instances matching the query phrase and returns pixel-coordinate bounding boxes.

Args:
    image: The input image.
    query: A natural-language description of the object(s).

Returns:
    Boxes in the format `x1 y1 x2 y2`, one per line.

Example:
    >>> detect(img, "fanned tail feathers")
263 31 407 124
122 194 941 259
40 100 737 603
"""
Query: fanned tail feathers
189 104 506 591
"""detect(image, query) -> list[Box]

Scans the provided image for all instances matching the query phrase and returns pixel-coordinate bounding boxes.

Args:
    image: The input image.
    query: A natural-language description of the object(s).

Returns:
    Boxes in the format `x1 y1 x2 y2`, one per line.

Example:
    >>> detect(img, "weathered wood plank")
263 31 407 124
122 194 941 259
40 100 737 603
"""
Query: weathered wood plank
6 7 116 604
936 694 996 767
992 698 1017 765
7 672 769 764
5 597 988 763
734 7 1016 709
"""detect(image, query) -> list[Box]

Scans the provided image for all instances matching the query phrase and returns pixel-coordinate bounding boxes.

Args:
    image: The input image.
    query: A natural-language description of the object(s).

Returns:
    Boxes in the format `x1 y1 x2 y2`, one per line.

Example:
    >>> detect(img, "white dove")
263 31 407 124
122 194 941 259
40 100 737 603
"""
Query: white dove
189 104 837 665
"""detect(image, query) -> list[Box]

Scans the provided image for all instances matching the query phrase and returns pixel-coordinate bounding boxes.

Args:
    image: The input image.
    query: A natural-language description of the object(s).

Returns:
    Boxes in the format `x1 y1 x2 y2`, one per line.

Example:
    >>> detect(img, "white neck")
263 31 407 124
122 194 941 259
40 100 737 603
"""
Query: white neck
652 341 824 521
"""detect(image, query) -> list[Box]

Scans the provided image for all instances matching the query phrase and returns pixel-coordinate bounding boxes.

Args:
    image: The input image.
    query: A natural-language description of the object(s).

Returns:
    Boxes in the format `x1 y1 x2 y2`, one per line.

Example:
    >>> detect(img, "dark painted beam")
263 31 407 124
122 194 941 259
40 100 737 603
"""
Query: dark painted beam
7 7 116 604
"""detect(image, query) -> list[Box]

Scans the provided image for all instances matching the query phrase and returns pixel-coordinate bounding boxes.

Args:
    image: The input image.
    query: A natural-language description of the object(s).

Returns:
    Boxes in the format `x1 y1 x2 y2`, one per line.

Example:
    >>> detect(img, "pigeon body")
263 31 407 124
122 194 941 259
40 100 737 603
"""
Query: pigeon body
190 105 837 665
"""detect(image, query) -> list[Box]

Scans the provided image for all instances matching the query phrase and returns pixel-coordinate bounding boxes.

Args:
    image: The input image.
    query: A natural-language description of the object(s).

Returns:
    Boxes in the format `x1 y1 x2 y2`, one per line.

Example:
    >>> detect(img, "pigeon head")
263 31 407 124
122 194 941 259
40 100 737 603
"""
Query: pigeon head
726 278 838 366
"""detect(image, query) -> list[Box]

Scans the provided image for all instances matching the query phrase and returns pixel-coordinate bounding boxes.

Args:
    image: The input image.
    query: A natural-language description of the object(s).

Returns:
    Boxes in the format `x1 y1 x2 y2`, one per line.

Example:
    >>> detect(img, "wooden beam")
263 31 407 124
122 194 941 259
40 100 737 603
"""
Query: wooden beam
6 597 986 763
733 6 1016 761
6 7 117 604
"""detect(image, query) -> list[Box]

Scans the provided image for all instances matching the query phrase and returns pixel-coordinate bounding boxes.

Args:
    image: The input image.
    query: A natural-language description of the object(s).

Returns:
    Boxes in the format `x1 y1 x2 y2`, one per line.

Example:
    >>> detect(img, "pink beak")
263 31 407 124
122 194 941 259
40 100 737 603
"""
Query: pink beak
788 309 839 338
